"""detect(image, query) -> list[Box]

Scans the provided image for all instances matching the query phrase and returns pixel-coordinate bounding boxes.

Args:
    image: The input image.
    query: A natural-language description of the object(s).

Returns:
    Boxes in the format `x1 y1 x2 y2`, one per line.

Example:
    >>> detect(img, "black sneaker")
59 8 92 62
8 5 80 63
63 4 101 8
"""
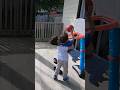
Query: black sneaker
53 58 57 64
53 67 63 75
59 70 63 75
53 75 58 80
53 66 56 70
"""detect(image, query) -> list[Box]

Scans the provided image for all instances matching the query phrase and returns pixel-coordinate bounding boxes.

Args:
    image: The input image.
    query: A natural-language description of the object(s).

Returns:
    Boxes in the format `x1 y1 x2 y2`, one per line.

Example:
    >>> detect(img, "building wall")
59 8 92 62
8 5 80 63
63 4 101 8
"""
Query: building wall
62 0 79 28
95 0 120 23
0 0 34 36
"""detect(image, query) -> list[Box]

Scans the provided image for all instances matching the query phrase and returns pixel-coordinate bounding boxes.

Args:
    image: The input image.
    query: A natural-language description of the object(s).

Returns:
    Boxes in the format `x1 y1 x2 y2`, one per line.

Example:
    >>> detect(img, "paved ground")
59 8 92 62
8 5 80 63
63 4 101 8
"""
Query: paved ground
0 38 119 90
0 37 34 55
35 42 85 90
0 37 34 90
35 42 120 90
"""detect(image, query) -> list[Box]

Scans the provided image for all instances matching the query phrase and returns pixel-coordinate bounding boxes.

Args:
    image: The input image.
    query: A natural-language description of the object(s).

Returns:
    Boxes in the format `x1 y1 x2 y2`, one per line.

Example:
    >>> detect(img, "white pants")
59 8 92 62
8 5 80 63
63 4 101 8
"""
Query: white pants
54 60 68 78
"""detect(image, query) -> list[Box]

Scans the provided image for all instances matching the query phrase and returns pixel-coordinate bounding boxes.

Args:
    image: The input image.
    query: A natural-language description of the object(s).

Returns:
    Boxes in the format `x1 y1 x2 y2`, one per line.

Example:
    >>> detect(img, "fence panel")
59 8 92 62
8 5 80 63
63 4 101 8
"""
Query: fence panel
35 22 63 42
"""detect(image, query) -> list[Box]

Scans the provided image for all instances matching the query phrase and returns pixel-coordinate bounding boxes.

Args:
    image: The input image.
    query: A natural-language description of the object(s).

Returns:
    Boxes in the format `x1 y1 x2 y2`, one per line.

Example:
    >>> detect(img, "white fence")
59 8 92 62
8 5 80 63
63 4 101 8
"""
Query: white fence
35 22 63 41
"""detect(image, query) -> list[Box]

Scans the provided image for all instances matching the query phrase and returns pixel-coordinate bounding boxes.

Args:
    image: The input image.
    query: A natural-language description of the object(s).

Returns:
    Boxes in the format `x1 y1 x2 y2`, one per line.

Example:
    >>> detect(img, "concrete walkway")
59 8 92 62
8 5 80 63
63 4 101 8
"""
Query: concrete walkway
35 42 85 90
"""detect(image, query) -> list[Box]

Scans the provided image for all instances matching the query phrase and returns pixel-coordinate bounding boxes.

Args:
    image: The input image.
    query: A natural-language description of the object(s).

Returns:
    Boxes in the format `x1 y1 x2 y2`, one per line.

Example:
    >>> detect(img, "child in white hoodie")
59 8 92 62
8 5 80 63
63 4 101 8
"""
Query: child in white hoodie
54 34 69 81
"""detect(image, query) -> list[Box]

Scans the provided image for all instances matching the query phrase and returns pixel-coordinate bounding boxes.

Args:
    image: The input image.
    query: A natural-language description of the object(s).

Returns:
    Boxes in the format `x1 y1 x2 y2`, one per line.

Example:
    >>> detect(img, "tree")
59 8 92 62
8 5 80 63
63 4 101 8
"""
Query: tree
35 0 64 21
35 0 64 13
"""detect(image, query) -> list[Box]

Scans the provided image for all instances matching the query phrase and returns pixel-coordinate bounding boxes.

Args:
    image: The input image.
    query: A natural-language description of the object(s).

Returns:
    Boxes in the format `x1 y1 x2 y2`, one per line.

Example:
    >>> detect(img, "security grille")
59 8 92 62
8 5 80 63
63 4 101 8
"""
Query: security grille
0 0 34 36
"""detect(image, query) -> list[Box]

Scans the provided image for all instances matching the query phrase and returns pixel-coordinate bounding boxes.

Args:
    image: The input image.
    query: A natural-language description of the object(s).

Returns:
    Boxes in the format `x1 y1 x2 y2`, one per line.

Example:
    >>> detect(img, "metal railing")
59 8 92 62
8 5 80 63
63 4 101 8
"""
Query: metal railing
35 22 63 42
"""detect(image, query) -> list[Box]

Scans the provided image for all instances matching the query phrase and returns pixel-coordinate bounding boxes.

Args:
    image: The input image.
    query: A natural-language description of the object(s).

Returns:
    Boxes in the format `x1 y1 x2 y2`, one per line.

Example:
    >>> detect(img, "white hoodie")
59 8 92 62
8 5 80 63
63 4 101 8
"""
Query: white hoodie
57 45 68 61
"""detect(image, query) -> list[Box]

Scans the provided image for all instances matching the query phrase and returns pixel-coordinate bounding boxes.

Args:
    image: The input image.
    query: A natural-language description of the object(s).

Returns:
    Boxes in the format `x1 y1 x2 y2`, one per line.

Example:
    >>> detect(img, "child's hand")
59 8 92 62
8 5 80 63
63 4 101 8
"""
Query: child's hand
72 32 79 40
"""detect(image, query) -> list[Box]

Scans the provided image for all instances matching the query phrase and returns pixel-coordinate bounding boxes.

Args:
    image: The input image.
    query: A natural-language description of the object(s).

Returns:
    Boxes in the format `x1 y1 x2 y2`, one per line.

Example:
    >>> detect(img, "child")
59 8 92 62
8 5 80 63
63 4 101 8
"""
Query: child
52 33 79 76
60 32 80 62
50 33 80 62
54 34 69 81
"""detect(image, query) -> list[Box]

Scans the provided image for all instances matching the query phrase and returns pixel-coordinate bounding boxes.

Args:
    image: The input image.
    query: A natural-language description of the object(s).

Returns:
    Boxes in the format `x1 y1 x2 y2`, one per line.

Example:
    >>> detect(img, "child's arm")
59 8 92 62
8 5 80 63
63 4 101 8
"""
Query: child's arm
62 40 73 47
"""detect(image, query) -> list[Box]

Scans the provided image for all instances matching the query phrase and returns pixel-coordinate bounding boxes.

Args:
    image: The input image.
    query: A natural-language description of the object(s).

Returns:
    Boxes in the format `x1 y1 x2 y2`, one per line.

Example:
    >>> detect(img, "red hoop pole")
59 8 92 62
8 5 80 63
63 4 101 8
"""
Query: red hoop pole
86 16 119 31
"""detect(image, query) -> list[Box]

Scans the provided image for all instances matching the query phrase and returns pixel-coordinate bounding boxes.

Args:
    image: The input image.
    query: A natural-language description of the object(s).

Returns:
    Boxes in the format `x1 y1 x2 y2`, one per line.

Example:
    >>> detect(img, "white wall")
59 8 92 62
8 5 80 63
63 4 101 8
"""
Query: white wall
62 0 79 29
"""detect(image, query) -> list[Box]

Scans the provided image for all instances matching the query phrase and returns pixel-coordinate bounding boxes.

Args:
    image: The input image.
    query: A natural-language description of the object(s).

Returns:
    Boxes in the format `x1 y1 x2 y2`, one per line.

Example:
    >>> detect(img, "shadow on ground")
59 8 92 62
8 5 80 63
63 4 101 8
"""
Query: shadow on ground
0 37 34 56
0 60 34 90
